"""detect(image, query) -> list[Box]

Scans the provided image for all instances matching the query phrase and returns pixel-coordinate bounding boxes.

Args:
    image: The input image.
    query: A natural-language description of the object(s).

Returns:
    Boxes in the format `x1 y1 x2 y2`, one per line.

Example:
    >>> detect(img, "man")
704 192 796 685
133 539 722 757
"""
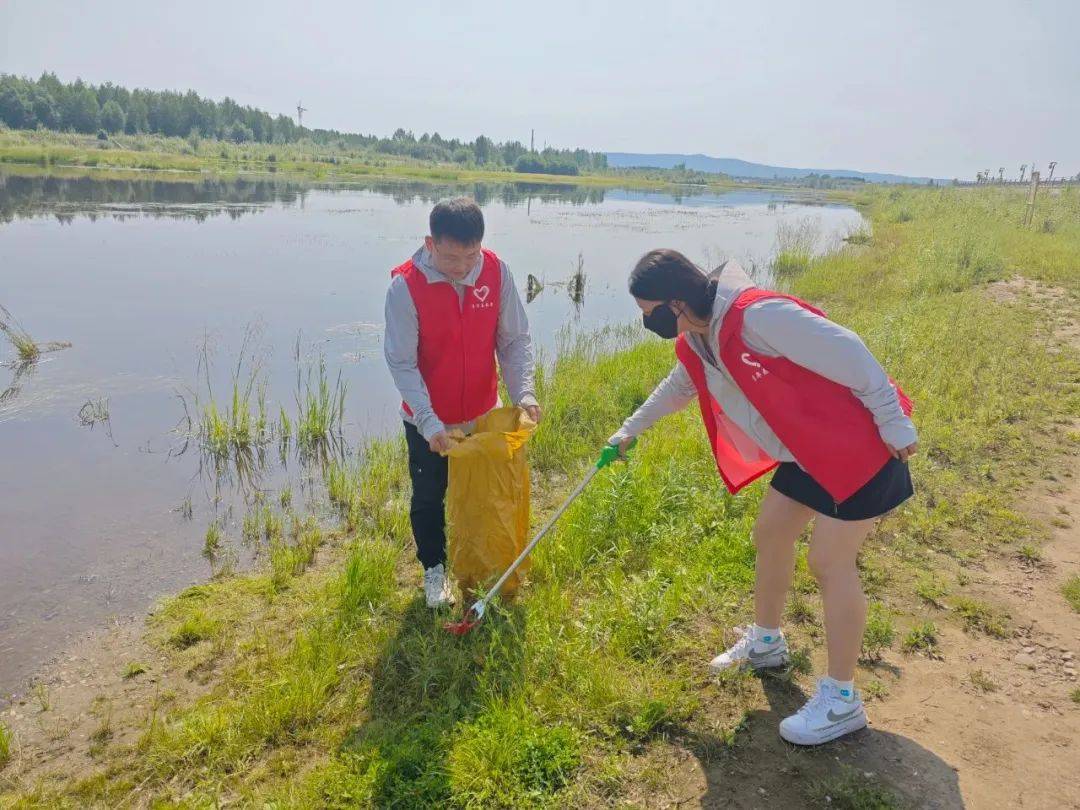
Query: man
384 197 541 608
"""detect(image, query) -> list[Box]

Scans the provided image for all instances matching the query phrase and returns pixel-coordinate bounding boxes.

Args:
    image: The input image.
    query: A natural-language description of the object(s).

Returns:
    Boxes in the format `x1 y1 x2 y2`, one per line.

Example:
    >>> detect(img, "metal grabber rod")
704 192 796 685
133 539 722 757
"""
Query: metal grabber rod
444 439 635 636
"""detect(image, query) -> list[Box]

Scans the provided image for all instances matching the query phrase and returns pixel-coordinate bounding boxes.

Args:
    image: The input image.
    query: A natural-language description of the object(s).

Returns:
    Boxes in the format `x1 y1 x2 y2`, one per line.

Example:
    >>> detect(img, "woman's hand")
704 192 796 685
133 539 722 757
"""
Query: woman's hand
886 441 919 463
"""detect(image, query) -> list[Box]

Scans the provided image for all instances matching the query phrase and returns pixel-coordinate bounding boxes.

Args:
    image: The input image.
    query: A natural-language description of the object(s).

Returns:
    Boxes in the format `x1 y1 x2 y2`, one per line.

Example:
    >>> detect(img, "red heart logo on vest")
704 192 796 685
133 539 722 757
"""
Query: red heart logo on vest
473 285 490 303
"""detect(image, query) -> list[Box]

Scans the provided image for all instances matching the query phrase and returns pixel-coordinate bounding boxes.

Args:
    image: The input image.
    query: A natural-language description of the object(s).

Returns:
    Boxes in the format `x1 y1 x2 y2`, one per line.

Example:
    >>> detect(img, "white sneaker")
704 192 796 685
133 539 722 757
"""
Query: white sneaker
708 625 790 673
779 678 867 746
423 564 455 608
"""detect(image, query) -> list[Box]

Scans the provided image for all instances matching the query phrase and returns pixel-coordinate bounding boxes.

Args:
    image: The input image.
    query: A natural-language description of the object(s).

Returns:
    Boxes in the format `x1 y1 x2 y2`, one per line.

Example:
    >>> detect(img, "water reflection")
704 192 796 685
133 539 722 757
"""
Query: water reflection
0 170 762 224
0 172 620 223
0 172 310 223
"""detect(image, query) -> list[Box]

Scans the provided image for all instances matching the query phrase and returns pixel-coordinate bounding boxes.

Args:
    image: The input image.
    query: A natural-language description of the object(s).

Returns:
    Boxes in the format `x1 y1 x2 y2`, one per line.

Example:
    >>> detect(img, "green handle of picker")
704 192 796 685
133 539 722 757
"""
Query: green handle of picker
596 438 637 469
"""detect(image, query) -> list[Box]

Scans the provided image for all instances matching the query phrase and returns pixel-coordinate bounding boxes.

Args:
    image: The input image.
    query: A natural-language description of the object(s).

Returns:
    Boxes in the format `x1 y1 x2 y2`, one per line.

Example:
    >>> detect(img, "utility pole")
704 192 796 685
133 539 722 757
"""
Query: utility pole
530 128 535 152
1024 170 1041 227
1048 161 1057 183
998 167 1005 184
1019 164 1027 183
296 101 307 129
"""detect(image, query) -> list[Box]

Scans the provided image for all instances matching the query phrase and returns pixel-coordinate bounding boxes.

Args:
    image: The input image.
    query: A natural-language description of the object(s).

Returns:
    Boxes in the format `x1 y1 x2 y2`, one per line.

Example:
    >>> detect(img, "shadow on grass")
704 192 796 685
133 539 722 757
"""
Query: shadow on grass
682 674 963 809
337 596 527 806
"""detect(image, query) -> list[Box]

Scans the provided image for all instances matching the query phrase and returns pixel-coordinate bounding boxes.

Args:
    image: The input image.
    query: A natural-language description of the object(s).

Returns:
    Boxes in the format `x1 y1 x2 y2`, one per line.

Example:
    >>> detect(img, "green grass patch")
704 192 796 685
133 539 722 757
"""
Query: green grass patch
0 722 11 768
807 766 902 809
1016 543 1043 565
1062 575 1080 613
167 611 222 650
915 573 948 606
861 602 896 662
902 622 939 655
123 662 148 680
951 597 1010 639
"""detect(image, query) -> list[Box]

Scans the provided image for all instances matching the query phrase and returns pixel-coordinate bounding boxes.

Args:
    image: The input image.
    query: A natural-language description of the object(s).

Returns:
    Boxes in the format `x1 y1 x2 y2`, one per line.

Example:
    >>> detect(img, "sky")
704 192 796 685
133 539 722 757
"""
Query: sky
1 0 1077 179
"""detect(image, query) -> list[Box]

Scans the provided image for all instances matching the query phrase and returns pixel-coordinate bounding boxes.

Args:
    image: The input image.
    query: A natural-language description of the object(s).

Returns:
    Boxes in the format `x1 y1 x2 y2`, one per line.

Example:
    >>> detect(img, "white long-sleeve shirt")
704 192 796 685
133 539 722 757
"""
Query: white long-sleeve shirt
609 260 917 462
384 246 538 441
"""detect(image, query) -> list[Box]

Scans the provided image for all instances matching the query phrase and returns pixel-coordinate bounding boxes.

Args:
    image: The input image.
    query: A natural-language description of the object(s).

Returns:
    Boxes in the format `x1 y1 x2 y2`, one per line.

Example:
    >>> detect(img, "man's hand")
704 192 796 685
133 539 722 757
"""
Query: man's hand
616 436 635 458
886 441 919 463
429 431 453 454
524 404 542 425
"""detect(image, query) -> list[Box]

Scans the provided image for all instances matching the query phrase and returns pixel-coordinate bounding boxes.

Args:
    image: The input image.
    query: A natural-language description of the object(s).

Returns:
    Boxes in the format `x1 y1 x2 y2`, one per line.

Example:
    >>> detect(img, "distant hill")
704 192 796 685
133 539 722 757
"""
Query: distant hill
606 152 942 185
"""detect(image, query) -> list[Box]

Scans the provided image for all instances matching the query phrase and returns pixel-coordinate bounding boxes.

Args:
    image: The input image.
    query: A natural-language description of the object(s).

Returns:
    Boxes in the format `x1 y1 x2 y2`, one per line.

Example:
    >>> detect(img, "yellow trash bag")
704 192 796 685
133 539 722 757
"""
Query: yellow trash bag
445 407 536 599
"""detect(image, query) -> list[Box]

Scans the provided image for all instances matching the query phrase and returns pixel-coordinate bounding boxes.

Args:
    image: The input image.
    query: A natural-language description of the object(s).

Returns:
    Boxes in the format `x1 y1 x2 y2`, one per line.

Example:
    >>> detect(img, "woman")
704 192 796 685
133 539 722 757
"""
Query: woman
610 249 917 746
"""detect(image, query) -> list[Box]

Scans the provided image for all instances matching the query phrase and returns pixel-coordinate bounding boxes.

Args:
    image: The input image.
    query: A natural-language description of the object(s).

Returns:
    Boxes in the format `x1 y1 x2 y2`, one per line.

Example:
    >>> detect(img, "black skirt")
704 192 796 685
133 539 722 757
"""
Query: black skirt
770 457 913 521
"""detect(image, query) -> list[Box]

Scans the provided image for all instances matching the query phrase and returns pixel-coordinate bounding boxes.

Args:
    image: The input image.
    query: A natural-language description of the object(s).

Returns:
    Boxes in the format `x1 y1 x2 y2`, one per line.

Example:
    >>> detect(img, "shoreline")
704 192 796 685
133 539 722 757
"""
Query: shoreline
2 183 1077 805
0 130 864 198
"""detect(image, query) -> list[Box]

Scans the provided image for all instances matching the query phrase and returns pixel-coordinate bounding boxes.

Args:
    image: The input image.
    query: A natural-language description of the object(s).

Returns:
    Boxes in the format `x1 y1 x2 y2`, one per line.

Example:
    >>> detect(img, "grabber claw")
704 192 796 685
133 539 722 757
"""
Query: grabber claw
443 601 485 636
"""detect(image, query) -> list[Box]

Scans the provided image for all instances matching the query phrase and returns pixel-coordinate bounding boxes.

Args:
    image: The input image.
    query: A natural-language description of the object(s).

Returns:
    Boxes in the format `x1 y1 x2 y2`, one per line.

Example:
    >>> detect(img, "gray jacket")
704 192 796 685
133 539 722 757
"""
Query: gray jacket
609 260 917 462
384 246 538 441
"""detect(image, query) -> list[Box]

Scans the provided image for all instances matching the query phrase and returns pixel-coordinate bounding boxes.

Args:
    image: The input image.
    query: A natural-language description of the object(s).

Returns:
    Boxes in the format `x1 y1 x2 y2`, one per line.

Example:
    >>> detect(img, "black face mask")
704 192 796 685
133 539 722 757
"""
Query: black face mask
642 302 679 339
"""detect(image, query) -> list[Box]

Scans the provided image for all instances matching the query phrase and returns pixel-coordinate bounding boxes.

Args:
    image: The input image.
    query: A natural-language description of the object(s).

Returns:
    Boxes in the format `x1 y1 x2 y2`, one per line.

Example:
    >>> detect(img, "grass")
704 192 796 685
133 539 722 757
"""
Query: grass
1016 543 1043 565
862 679 889 701
198 378 269 460
0 303 71 365
951 597 1010 639
267 517 323 593
202 521 223 560
123 662 147 680
31 683 51 713
294 356 347 454
861 602 896 662
1062 575 1080 613
969 669 999 693
0 304 40 363
77 398 110 428
0 128 741 192
771 216 820 278
902 622 940 656
807 767 901 809
915 573 948 607
167 611 222 650
0 723 11 769
3 183 1079 805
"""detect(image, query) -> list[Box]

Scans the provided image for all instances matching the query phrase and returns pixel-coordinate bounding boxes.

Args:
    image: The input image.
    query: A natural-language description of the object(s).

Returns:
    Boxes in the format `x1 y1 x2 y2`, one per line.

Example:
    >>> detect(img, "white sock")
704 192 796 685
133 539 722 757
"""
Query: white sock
823 676 856 701
751 624 782 645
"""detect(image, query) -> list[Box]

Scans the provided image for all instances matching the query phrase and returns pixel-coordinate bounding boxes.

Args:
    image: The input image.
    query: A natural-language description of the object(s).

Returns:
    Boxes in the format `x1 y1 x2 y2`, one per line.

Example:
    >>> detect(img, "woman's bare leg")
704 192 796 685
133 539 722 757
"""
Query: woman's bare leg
807 515 878 681
752 488 815 628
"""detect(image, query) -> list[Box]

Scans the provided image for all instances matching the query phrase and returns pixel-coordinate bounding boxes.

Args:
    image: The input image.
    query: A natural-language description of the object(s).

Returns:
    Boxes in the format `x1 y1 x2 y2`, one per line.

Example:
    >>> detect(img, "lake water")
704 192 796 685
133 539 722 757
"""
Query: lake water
0 171 862 694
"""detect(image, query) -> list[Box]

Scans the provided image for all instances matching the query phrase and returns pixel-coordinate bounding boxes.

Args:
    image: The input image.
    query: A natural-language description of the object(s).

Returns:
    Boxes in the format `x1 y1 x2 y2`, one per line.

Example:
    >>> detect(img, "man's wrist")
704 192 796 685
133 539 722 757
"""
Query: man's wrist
419 417 447 442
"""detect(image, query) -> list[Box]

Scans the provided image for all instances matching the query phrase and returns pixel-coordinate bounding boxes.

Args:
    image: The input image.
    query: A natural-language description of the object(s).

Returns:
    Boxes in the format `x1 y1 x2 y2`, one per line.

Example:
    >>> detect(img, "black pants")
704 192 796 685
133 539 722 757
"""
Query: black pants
404 421 447 569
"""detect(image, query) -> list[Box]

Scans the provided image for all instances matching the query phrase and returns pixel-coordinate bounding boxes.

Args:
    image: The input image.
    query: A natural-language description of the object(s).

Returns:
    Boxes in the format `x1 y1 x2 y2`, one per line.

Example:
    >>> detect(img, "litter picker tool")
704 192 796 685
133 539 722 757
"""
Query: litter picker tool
444 439 635 636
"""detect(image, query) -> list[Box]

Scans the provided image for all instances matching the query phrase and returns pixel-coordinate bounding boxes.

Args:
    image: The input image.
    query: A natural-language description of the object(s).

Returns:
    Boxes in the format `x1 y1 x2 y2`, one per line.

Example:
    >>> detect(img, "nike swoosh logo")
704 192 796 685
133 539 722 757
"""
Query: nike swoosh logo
747 648 782 662
826 707 862 723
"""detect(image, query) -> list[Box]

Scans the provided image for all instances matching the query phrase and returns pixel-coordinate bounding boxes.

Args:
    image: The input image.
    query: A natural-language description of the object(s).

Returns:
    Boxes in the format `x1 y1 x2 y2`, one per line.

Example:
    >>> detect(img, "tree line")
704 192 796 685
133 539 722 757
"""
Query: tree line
0 73 606 175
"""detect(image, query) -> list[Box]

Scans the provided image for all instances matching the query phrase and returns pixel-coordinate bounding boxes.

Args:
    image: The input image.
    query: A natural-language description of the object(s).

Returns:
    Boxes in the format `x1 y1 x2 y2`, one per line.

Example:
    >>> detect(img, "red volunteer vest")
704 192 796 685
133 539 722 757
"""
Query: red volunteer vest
675 288 914 503
391 249 502 425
